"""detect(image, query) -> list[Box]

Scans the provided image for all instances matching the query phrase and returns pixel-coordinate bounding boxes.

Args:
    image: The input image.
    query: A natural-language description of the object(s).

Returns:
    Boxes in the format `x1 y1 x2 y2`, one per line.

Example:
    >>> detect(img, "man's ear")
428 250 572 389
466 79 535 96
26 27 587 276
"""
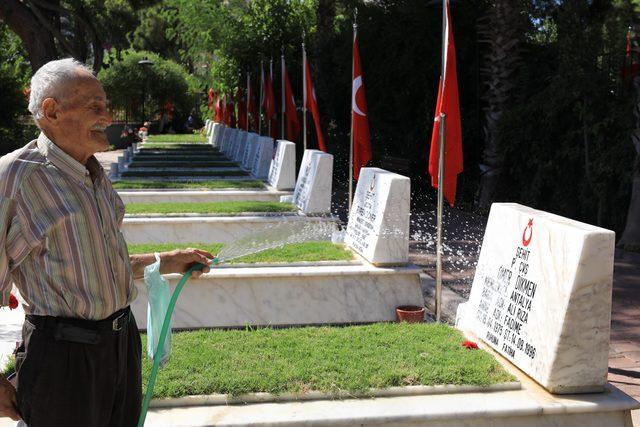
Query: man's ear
41 98 60 124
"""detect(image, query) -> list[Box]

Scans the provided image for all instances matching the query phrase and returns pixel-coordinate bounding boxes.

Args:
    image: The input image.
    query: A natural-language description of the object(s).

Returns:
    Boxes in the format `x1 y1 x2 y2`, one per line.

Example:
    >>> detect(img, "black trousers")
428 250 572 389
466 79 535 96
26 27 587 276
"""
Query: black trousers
15 307 142 427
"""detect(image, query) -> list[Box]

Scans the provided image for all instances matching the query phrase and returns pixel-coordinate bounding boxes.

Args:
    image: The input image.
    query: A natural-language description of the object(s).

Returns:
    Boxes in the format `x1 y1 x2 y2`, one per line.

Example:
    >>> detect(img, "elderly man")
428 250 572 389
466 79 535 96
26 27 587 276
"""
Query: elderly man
0 58 213 426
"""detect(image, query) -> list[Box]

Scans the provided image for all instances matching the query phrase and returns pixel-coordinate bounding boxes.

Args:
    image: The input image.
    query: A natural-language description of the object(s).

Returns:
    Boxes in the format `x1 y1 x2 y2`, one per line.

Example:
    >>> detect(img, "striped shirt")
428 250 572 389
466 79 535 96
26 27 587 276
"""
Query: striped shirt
0 133 136 320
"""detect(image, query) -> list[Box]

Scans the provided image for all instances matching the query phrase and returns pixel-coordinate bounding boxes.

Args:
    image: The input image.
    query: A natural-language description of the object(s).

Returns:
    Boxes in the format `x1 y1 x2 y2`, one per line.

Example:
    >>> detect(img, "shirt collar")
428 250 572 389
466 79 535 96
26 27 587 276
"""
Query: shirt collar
37 133 103 184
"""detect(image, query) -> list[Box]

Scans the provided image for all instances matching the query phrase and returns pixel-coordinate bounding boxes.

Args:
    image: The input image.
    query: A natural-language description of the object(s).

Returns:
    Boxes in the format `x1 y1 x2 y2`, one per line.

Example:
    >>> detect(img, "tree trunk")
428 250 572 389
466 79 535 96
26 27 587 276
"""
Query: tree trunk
314 0 336 129
476 1 523 209
0 0 57 71
619 74 640 247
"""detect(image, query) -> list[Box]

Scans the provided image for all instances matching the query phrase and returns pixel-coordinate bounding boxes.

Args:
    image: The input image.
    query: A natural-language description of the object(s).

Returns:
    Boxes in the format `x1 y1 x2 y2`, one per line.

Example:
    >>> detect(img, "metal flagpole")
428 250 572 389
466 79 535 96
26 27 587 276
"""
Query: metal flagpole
281 47 286 140
435 0 447 323
268 58 273 137
349 8 357 210
246 70 250 132
302 34 308 150
258 60 264 135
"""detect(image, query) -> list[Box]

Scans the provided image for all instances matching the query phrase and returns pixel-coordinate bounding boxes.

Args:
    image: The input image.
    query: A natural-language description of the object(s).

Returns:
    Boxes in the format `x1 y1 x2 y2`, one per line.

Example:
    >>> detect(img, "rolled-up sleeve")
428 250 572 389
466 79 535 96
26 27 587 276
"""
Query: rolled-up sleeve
0 196 14 305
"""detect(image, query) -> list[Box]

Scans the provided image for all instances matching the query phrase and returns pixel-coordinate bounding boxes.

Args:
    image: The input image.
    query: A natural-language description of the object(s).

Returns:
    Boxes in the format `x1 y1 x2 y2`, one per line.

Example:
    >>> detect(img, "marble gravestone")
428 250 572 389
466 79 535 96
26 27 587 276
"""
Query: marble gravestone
205 119 212 137
221 128 236 155
456 203 615 394
268 140 296 190
251 137 274 179
344 168 410 266
210 123 224 147
290 149 333 214
233 131 249 163
241 133 259 170
209 123 221 146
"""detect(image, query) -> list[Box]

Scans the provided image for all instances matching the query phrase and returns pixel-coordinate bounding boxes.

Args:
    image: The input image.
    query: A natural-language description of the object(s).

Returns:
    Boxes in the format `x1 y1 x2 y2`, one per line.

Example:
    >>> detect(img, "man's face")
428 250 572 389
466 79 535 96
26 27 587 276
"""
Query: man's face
49 74 112 157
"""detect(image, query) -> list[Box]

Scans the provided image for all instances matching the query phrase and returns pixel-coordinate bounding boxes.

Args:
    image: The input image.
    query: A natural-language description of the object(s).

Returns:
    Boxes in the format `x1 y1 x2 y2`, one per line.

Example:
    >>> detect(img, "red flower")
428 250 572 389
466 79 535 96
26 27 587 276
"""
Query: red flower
462 340 478 350
8 293 18 310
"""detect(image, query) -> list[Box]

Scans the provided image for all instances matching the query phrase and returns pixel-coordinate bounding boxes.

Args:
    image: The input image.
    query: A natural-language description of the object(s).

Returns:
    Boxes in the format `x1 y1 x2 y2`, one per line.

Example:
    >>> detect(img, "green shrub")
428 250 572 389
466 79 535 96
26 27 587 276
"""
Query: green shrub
98 50 193 123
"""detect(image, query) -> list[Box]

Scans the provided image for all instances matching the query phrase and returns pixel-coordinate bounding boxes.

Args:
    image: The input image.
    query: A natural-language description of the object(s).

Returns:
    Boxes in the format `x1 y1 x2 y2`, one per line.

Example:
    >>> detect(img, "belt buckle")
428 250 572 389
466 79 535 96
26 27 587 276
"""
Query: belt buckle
112 312 126 331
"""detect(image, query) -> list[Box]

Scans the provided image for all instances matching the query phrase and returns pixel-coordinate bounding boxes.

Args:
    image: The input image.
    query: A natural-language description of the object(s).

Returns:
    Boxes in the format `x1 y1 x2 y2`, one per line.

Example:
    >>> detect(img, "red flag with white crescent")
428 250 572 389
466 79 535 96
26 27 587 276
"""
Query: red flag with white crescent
263 68 276 122
214 96 223 122
236 87 247 130
207 87 215 110
248 81 258 131
352 34 372 181
283 65 300 141
304 55 327 152
428 0 463 207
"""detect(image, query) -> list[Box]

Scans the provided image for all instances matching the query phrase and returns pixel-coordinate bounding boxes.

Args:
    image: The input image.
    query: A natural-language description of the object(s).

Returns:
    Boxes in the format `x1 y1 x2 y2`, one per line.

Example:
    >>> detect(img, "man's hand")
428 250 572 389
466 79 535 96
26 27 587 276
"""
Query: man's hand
160 248 214 278
0 375 21 421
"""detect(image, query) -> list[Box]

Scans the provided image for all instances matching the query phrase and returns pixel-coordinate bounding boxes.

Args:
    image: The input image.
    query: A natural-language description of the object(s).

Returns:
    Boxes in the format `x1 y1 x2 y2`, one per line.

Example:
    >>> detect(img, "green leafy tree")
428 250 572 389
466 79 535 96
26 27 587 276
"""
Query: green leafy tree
98 50 192 123
0 0 160 72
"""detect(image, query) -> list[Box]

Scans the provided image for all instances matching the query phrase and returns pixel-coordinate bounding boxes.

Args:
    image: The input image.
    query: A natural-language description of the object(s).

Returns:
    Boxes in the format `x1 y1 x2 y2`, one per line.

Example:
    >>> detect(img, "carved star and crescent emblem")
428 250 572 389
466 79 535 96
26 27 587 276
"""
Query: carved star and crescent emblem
522 218 533 247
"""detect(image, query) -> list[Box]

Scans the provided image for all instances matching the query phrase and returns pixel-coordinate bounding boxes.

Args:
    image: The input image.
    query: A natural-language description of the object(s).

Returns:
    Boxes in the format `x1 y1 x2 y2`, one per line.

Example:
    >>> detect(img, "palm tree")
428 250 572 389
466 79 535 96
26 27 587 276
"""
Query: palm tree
476 0 525 209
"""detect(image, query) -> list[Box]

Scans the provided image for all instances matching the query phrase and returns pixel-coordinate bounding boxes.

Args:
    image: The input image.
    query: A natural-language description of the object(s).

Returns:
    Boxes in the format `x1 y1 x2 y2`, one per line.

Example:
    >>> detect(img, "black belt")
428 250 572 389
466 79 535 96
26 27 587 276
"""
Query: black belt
26 307 131 345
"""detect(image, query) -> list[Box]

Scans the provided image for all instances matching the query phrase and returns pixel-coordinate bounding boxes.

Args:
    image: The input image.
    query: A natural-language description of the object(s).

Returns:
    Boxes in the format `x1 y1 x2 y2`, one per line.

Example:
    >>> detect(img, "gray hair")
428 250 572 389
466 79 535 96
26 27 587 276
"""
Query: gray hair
28 58 94 120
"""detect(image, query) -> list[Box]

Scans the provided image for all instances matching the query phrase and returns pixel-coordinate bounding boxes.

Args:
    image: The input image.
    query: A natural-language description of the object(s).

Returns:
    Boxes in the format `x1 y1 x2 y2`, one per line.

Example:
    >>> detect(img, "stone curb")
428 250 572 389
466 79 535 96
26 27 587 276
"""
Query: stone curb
148 382 522 408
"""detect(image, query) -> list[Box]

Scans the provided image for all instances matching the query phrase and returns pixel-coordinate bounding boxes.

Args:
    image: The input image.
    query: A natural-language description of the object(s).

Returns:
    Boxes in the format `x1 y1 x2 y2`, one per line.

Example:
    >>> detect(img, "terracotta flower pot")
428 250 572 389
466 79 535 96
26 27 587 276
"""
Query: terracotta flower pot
395 305 426 323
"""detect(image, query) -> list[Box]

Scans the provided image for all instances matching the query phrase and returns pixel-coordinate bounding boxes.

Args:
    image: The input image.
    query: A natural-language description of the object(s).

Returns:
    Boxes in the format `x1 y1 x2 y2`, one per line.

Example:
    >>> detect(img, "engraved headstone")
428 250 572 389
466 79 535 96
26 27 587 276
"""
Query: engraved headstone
221 128 235 155
251 137 274 179
210 123 224 147
344 168 410 265
268 140 296 190
233 131 249 163
456 203 615 394
241 133 259 170
290 149 333 214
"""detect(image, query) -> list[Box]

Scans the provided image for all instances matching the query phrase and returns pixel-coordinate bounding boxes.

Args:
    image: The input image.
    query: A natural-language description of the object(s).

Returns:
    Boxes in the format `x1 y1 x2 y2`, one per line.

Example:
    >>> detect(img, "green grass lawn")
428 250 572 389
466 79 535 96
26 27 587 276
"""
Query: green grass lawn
125 201 295 215
127 241 354 263
141 323 514 399
139 144 214 150
128 161 237 168
121 170 248 178
145 134 206 143
112 180 265 190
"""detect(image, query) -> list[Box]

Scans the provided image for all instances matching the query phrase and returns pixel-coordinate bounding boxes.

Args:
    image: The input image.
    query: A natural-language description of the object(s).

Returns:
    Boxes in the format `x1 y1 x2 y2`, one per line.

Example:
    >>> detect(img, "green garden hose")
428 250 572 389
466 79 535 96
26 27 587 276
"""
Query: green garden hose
137 257 220 427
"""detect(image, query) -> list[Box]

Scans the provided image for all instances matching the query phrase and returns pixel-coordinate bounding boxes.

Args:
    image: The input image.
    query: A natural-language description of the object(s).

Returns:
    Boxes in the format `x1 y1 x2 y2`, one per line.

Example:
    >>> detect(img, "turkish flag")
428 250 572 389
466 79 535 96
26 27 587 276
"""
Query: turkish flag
352 34 372 181
236 87 247 130
222 96 229 125
247 81 258 132
207 87 215 110
228 101 236 128
428 0 463 207
304 56 327 152
283 65 300 141
263 67 276 123
214 96 223 122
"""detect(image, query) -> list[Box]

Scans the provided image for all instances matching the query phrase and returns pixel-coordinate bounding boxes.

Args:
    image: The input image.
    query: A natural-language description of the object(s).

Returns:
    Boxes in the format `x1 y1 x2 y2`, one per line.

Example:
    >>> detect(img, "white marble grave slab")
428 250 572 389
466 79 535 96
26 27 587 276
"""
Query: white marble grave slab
233 131 249 163
291 150 333 214
122 215 338 244
456 203 615 394
251 136 274 179
205 119 212 137
344 168 410 265
131 263 423 329
222 128 236 155
241 133 259 170
209 123 223 146
268 140 296 190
